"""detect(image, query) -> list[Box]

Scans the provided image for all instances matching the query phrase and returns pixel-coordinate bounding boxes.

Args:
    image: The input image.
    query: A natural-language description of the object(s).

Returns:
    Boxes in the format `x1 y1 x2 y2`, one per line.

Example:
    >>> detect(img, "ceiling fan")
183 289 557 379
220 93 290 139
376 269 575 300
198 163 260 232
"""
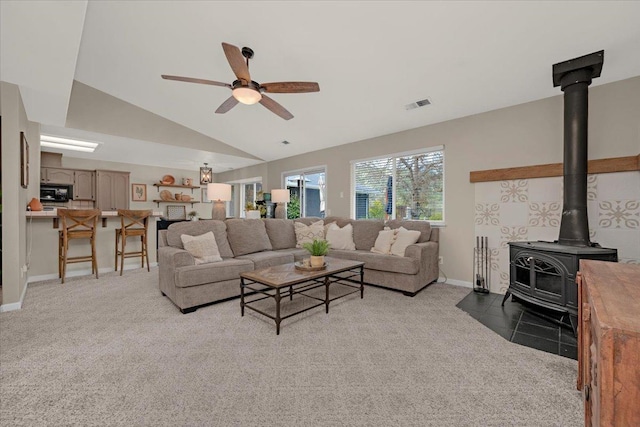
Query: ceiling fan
162 42 319 120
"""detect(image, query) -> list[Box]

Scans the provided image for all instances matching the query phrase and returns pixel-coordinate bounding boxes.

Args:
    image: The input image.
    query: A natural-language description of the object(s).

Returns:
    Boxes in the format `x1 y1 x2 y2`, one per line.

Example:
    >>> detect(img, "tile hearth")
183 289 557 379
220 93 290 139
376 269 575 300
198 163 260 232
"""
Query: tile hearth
456 291 577 360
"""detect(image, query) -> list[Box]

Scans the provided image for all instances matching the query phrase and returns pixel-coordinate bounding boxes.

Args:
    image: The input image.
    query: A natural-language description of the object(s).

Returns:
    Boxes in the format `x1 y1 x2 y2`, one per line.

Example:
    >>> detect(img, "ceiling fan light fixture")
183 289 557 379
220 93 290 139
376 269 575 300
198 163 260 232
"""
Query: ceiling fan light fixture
232 87 262 105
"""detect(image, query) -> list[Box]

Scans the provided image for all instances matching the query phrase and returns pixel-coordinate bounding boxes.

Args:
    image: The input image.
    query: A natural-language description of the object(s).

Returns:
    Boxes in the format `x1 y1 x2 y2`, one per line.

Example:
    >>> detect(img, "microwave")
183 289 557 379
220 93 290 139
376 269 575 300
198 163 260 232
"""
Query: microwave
40 185 72 202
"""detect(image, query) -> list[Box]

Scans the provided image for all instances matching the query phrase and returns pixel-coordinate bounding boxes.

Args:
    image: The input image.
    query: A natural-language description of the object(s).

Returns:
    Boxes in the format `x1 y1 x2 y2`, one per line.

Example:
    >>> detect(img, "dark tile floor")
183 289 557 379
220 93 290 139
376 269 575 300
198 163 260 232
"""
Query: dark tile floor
456 290 577 360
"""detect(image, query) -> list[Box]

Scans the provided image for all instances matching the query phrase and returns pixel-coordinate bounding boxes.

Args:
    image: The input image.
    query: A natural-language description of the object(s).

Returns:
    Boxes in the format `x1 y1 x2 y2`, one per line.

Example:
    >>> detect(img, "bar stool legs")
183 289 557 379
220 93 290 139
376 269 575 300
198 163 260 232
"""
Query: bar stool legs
57 209 101 284
115 210 152 275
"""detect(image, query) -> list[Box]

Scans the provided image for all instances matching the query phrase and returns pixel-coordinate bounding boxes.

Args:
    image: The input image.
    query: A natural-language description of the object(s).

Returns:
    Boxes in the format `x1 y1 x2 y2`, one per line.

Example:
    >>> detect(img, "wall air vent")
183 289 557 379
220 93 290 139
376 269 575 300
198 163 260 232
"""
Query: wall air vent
405 98 432 110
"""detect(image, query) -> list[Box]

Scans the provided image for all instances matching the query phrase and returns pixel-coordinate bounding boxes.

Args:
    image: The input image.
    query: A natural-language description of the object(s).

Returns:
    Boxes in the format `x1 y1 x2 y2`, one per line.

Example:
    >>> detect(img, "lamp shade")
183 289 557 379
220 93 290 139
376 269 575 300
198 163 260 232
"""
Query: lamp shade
271 189 290 203
207 183 232 201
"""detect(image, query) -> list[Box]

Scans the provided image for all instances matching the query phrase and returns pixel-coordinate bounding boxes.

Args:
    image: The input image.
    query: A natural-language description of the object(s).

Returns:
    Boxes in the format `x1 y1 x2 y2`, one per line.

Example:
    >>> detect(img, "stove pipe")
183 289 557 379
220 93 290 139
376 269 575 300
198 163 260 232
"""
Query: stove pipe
552 51 604 247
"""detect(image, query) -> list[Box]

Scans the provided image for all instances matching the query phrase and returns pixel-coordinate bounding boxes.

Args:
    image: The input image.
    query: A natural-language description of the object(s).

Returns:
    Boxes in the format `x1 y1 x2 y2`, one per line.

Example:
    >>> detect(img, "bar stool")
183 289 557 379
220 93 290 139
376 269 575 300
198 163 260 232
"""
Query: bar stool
115 209 152 275
58 208 101 284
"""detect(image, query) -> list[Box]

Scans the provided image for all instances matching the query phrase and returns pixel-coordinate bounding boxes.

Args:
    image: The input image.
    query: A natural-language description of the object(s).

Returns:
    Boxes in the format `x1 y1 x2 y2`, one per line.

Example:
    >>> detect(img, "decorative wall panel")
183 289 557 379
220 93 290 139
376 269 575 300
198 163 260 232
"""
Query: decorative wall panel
474 171 640 293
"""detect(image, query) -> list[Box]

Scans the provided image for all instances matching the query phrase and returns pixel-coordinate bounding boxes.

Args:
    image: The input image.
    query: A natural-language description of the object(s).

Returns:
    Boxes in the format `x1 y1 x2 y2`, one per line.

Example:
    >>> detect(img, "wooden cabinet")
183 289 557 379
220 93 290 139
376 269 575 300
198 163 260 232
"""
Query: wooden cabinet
577 260 640 427
73 170 95 200
95 170 130 210
41 167 74 184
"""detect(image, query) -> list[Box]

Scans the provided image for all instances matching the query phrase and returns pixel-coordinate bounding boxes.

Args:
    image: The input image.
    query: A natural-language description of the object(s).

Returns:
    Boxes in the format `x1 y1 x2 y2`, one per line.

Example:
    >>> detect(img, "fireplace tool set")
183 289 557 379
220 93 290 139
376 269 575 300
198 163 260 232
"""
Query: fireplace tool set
474 236 490 293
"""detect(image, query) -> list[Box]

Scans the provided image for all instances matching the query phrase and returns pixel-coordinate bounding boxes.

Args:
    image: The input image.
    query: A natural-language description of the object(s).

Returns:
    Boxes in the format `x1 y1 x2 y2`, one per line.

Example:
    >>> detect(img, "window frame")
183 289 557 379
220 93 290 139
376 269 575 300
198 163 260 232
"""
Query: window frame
281 165 328 218
350 145 445 226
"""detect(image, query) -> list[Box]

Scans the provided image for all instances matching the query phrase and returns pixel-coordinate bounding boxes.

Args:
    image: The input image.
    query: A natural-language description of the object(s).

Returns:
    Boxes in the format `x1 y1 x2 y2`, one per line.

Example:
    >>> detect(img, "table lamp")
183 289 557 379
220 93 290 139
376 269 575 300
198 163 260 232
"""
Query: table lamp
207 183 232 220
271 189 290 219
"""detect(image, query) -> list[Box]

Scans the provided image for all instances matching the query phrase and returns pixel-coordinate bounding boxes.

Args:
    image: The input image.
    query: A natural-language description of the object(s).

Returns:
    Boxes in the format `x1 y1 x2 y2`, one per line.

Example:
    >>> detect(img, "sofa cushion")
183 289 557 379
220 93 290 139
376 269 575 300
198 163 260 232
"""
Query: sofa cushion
328 250 420 275
390 227 421 257
180 232 223 264
325 222 356 250
350 220 385 250
371 227 397 255
294 220 324 248
293 217 322 226
263 219 296 250
274 248 309 262
385 219 431 243
226 219 272 256
167 220 234 258
236 251 294 270
174 258 254 288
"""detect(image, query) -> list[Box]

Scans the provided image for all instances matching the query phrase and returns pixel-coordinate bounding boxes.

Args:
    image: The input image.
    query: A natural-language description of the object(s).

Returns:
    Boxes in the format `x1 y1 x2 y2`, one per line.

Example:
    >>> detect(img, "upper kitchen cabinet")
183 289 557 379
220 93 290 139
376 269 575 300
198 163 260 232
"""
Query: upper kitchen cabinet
41 167 74 185
96 170 130 210
74 170 96 201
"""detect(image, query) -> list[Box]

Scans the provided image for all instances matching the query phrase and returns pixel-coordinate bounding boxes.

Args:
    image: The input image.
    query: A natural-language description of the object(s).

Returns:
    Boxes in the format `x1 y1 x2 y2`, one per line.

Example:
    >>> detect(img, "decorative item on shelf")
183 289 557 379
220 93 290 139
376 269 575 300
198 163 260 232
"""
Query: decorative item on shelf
200 163 212 185
245 202 261 219
175 192 183 201
160 190 173 201
187 210 199 221
207 183 231 220
302 239 330 268
161 174 175 185
182 178 193 186
166 205 186 220
181 194 192 202
272 189 290 219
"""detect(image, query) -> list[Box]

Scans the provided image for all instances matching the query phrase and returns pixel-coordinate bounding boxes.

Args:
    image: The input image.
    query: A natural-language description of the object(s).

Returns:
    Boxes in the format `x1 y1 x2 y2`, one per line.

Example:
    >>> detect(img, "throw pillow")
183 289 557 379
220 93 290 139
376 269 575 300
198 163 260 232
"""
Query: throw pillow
325 223 356 251
180 232 223 264
294 220 324 248
390 227 421 257
371 227 398 255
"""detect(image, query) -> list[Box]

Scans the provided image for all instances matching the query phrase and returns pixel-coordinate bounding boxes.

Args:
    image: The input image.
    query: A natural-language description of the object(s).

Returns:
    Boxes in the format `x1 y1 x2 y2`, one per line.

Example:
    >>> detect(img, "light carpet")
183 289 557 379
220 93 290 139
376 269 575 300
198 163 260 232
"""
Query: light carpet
0 268 581 426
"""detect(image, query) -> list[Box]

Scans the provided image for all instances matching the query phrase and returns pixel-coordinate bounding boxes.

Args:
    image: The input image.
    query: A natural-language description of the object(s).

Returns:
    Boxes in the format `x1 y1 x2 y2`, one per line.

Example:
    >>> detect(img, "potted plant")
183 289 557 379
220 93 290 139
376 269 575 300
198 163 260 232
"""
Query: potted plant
245 202 261 219
187 210 199 221
302 239 330 267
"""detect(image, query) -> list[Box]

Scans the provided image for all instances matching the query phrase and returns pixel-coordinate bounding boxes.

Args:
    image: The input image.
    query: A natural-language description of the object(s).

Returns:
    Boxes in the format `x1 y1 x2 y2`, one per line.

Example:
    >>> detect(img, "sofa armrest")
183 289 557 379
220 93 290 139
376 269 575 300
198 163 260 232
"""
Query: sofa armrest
158 246 195 268
405 241 439 283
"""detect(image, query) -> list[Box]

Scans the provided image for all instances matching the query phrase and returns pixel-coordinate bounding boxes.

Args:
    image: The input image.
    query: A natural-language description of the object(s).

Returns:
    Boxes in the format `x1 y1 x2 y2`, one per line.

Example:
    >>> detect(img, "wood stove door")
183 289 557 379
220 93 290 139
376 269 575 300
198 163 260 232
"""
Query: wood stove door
513 252 568 306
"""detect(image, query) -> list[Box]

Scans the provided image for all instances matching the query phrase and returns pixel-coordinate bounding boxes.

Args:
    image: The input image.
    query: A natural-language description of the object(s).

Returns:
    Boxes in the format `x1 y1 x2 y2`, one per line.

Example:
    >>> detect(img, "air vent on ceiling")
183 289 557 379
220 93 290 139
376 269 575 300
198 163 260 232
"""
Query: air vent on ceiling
405 98 432 110
281 140 290 145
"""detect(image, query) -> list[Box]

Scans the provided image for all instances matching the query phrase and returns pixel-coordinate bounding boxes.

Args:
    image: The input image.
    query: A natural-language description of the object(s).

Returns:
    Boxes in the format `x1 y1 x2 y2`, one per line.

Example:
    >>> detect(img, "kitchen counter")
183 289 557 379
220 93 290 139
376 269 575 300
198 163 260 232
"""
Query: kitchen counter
27 210 164 228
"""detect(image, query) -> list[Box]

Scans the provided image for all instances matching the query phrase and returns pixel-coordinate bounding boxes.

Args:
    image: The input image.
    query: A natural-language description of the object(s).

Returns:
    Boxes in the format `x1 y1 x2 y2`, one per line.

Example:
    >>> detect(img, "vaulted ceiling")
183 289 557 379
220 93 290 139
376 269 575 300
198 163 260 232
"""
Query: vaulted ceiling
2 1 640 171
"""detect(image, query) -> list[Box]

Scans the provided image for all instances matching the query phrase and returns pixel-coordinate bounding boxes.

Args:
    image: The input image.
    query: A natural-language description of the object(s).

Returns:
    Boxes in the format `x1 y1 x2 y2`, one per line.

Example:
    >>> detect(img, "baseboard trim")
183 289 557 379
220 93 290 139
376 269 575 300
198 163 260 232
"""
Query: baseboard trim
27 262 158 284
439 278 473 288
0 279 29 313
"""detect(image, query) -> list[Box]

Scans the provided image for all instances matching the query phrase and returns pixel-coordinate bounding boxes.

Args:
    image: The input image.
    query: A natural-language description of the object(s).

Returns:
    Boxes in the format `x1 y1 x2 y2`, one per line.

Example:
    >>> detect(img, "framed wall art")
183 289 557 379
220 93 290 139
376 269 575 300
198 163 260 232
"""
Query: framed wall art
20 131 29 188
131 183 147 202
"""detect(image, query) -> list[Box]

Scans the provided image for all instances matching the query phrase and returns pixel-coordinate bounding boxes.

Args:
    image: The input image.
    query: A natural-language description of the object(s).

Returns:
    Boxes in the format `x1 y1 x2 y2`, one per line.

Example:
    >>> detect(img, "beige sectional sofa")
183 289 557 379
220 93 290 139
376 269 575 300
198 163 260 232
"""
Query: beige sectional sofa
158 217 439 313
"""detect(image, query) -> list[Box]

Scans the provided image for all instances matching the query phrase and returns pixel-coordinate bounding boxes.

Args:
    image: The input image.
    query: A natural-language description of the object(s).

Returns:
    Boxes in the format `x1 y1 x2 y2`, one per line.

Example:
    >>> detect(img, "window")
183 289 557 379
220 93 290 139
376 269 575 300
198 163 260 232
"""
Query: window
283 167 326 219
241 182 262 217
352 147 444 222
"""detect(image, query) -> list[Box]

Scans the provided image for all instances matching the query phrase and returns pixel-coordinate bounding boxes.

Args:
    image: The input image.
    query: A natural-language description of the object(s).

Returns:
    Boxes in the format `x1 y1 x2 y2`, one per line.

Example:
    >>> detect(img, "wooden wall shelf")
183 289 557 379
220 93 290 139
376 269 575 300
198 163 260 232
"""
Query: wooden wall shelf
153 183 200 190
470 154 639 183
152 200 200 207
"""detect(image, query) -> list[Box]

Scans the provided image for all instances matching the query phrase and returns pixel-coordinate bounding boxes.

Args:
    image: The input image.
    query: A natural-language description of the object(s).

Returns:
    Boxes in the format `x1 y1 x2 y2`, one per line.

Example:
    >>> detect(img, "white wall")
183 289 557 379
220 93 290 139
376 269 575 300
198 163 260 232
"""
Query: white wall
1 81 40 309
217 76 640 285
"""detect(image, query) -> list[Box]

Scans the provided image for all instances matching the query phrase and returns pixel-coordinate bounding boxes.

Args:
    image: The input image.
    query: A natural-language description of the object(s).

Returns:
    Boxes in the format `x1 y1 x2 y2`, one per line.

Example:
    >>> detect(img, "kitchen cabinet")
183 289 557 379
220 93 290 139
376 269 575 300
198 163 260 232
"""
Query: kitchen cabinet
577 260 640 427
73 170 95 200
96 170 130 210
41 167 74 185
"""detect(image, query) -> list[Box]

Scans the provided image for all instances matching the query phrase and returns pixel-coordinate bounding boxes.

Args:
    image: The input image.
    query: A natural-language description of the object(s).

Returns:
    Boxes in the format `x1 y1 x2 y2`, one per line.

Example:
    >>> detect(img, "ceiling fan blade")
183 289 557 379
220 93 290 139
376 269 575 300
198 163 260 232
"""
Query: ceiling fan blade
259 94 294 120
221 42 251 83
161 75 231 88
261 82 320 93
215 96 239 114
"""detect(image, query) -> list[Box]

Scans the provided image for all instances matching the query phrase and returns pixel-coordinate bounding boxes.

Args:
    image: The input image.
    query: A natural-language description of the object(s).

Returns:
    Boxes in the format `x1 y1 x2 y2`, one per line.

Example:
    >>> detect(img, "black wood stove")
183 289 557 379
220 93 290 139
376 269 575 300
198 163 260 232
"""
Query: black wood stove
503 51 617 331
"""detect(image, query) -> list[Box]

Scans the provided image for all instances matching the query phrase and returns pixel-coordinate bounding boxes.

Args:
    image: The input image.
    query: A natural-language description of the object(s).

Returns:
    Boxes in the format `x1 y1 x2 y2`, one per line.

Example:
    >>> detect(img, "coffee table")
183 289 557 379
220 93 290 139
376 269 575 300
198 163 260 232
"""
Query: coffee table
240 257 365 335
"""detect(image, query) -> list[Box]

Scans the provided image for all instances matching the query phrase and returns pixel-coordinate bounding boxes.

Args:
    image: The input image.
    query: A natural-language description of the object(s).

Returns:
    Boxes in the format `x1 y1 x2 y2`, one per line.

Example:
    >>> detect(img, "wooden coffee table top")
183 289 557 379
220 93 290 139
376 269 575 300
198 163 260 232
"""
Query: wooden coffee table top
240 257 364 288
